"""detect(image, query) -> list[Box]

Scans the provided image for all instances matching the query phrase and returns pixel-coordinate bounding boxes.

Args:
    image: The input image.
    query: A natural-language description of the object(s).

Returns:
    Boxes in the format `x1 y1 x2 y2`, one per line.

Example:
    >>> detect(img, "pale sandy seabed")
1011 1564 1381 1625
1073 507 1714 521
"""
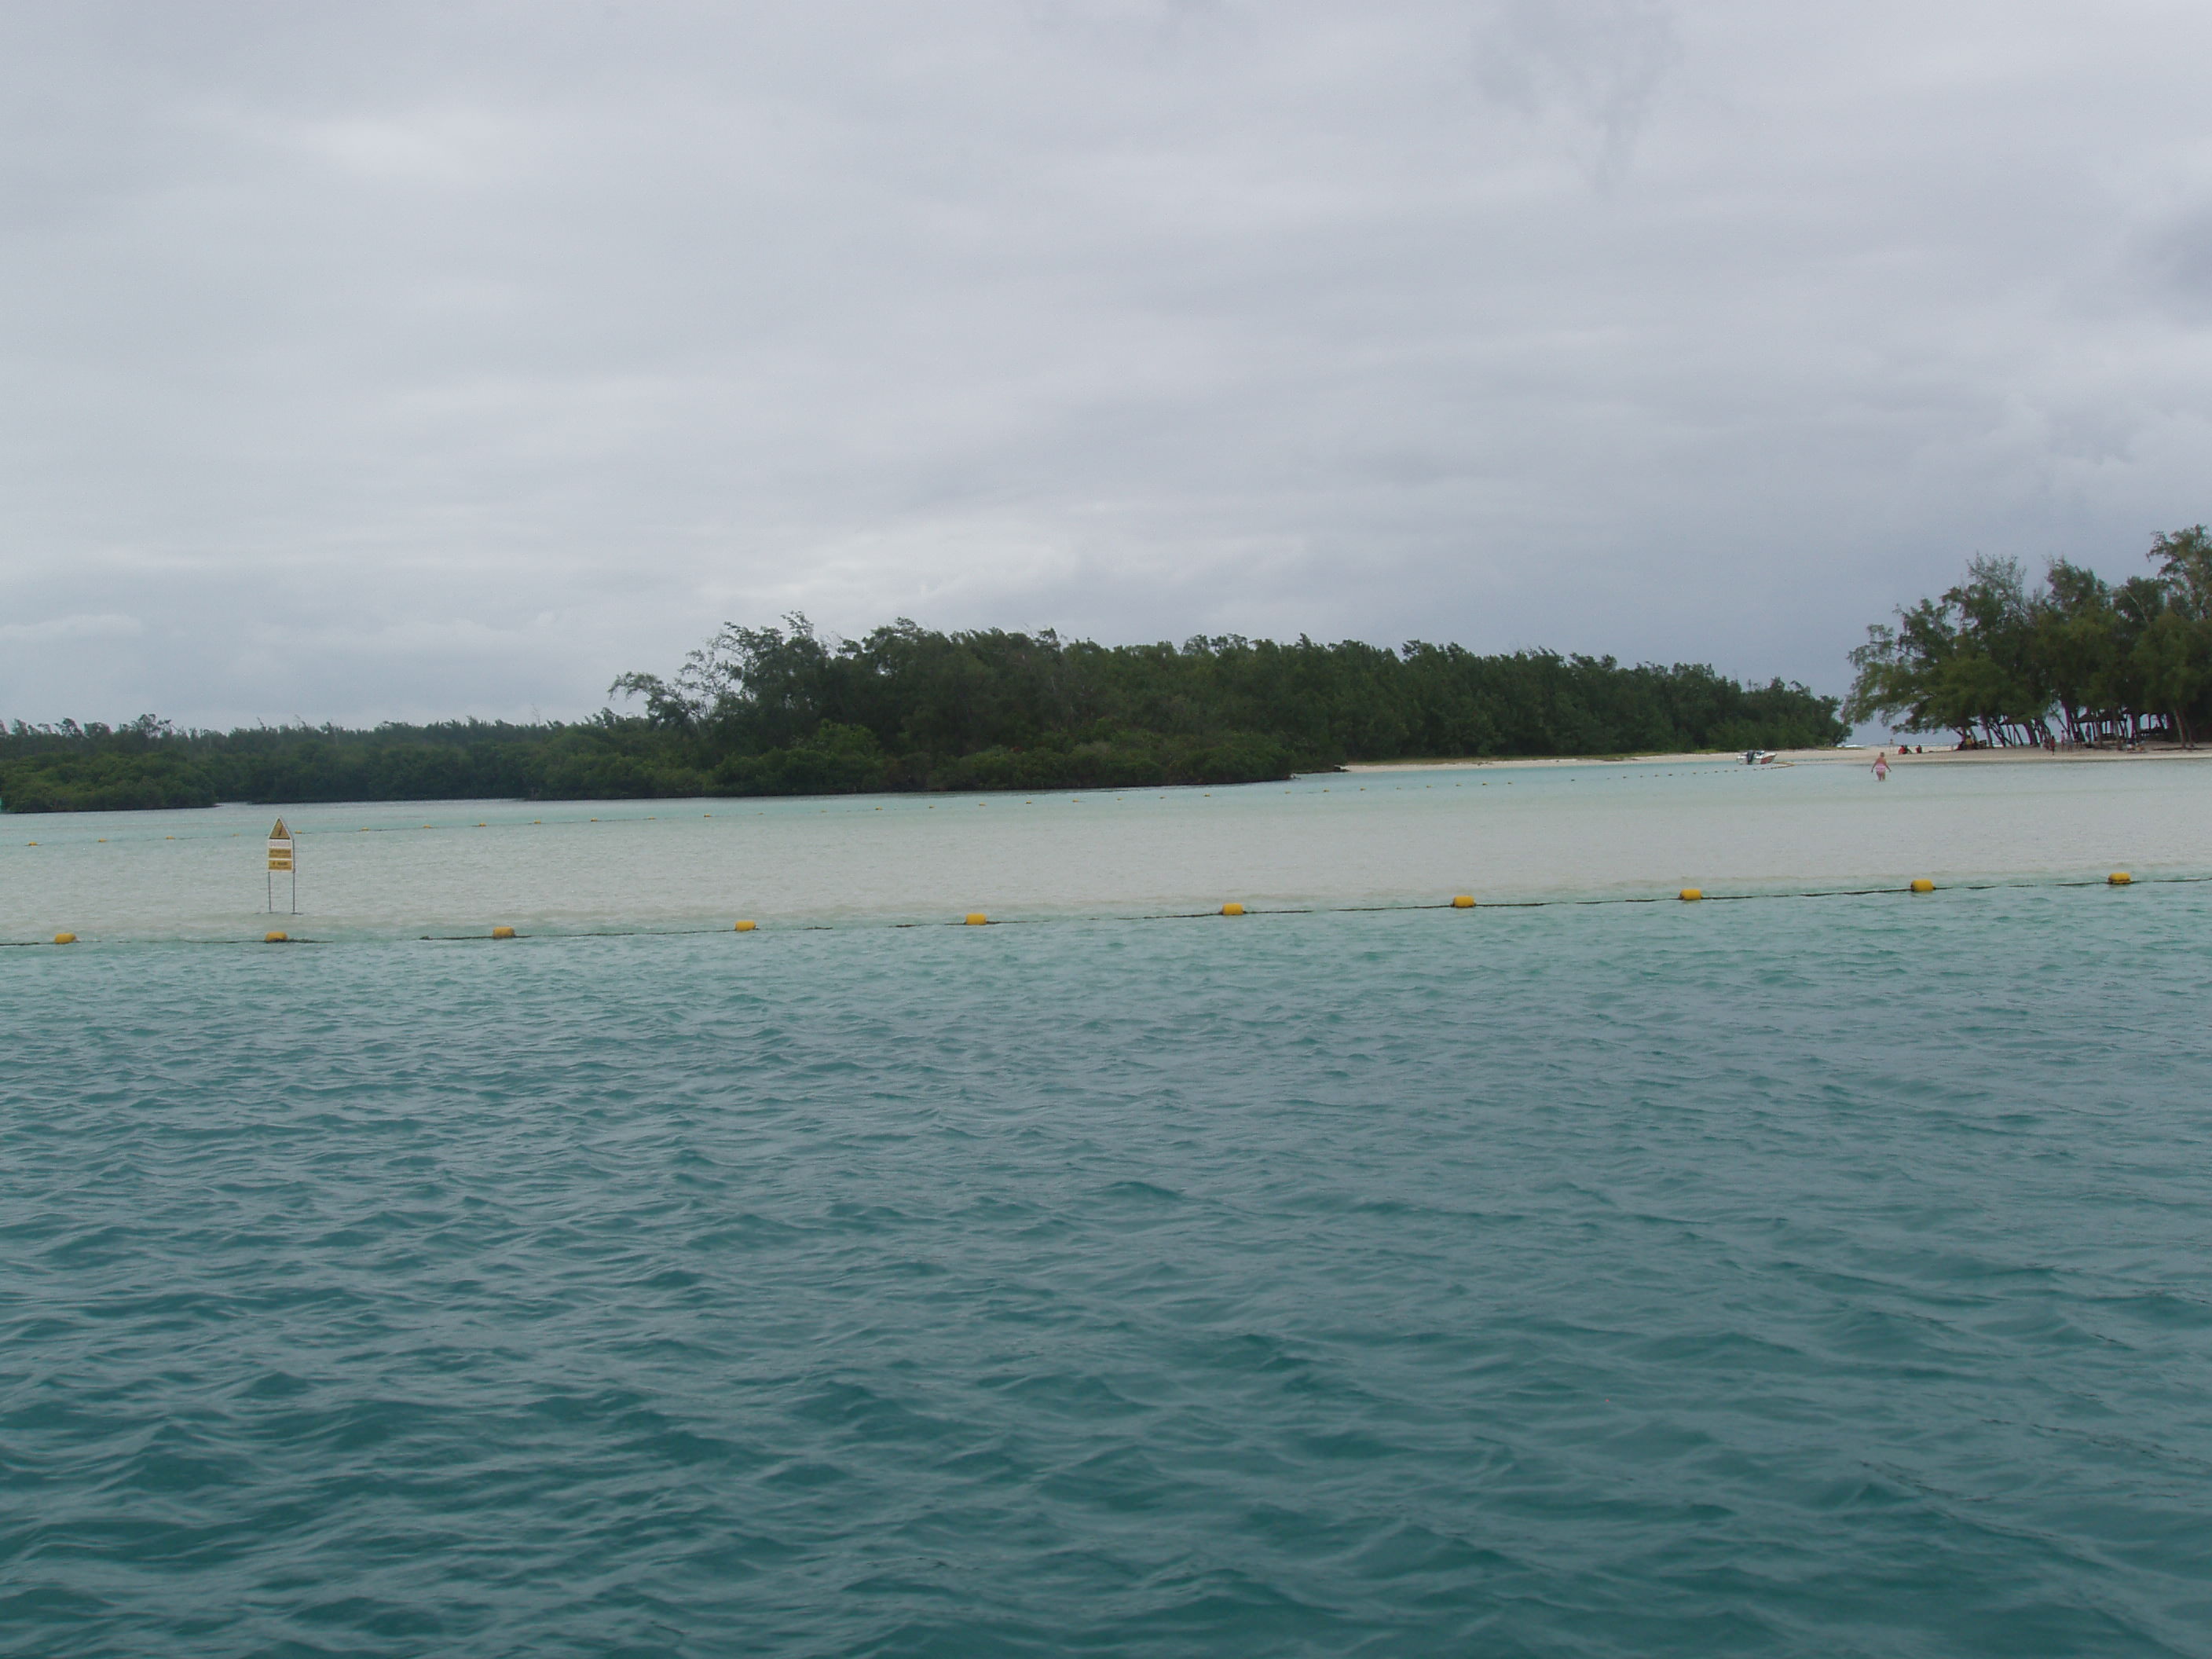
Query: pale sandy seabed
8 754 2207 943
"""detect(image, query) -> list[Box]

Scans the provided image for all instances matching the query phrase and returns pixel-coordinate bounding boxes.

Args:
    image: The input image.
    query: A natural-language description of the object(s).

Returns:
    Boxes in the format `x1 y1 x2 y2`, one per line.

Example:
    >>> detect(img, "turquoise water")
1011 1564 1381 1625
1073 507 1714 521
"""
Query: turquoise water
9 884 2211 1655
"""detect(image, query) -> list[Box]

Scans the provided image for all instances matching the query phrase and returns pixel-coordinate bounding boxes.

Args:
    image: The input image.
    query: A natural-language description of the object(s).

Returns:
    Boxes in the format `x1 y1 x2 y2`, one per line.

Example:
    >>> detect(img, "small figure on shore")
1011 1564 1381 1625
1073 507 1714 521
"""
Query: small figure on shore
1873 752 1890 782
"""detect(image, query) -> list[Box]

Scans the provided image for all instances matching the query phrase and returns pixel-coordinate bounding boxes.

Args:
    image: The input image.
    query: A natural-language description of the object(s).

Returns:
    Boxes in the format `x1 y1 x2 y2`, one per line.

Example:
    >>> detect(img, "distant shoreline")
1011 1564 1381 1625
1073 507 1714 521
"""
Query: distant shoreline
1341 744 2212 773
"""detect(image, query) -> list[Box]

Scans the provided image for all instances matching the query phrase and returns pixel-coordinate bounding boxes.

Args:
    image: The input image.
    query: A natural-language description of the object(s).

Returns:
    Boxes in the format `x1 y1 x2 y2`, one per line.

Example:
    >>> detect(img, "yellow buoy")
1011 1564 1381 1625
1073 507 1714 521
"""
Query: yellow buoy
734 920 756 932
1910 878 1935 893
1221 903 1245 916
965 912 989 926
52 931 76 945
1451 894 1475 908
1679 888 1704 902
492 925 517 939
264 931 287 943
2109 871 2133 885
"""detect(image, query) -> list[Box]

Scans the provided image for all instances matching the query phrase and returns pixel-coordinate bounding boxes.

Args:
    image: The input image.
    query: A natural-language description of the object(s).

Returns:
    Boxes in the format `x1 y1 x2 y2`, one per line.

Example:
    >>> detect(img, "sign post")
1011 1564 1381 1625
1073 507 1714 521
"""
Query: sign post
266 819 296 915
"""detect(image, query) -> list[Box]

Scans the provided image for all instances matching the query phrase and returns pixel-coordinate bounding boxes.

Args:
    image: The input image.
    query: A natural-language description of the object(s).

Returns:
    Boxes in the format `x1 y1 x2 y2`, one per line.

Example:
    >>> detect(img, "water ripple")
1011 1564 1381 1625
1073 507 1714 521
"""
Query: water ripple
5 888 2211 1654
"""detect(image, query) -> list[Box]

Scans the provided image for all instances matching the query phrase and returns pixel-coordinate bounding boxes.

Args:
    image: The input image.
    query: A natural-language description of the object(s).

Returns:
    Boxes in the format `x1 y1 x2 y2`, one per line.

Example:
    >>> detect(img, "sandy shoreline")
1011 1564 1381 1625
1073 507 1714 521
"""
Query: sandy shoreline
1340 745 2212 773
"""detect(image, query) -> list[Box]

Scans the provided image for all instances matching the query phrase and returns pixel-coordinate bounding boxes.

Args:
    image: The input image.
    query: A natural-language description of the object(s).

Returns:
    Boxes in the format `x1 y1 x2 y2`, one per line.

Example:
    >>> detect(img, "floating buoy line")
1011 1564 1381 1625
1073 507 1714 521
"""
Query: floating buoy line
9 870 2180 947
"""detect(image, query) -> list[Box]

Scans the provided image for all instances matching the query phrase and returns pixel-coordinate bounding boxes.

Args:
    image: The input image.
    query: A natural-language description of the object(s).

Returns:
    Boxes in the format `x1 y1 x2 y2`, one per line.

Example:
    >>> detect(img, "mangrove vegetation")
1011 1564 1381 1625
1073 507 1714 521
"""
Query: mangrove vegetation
2 621 1845 812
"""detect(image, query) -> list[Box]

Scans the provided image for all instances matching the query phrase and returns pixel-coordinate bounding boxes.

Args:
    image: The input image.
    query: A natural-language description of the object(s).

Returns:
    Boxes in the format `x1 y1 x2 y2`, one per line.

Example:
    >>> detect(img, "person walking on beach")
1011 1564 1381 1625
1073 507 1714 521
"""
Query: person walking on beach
1873 752 1890 782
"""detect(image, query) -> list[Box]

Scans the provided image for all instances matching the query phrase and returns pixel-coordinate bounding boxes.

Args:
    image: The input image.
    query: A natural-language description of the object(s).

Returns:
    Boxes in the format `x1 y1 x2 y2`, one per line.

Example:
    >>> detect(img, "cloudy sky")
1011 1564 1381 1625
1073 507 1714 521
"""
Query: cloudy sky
4 0 2210 727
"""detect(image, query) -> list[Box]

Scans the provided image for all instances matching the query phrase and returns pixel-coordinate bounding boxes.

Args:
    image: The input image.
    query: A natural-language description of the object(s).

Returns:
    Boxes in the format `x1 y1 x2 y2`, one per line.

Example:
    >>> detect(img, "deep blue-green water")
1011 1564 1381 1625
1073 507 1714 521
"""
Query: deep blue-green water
7 887 2211 1656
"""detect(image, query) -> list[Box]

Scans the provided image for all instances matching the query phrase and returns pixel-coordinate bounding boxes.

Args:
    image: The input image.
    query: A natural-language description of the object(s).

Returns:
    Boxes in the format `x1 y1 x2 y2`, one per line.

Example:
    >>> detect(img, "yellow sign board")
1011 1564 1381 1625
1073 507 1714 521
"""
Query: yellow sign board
265 818 298 915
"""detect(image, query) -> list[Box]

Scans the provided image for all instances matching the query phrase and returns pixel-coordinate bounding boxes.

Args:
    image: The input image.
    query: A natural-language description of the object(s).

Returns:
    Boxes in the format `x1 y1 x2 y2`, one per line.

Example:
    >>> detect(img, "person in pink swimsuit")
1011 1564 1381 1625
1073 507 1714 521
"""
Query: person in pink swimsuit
1873 752 1890 781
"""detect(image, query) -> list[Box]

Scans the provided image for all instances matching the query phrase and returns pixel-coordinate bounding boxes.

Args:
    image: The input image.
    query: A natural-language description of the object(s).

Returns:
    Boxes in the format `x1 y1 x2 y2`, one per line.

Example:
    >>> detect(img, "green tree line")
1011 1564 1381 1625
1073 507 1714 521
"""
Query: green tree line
1844 526 2212 745
2 622 1844 812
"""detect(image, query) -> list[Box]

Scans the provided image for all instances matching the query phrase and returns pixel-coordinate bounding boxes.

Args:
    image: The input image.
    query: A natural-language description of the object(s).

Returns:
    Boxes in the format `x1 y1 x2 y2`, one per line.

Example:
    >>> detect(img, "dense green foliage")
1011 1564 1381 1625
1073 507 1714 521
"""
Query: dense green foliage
1845 526 2212 745
2 622 1844 812
0 716 569 814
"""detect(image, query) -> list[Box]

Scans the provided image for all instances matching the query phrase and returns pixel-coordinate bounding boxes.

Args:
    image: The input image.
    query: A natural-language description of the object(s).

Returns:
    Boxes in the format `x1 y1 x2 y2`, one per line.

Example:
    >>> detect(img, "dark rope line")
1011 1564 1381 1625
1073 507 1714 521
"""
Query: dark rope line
14 873 2192 947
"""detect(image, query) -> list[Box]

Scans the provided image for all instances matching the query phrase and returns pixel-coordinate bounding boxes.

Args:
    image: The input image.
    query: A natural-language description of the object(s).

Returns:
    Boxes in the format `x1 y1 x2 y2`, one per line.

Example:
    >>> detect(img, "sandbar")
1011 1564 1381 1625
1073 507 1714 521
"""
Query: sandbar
1340 744 2212 774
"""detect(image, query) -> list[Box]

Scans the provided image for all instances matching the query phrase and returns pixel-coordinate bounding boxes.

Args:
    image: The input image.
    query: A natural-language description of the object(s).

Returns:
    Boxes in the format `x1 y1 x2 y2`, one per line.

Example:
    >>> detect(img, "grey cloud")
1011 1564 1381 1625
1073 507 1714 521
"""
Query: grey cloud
1473 0 1679 179
0 612 145 644
2 2 2210 726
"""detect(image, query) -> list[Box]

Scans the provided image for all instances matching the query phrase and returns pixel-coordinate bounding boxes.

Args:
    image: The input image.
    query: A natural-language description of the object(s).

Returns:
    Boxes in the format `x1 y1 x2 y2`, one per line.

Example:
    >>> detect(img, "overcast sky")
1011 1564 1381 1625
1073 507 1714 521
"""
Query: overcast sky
4 0 2210 727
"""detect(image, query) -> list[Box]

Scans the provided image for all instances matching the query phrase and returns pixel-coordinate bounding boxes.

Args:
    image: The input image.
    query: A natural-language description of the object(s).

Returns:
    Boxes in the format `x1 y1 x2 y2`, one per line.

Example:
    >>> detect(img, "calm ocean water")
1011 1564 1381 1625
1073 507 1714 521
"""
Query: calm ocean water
7 764 2212 1654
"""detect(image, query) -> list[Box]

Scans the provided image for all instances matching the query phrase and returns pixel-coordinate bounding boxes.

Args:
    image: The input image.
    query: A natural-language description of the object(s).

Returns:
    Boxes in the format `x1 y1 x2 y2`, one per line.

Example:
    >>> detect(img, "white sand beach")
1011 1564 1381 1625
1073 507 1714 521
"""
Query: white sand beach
1342 743 2212 774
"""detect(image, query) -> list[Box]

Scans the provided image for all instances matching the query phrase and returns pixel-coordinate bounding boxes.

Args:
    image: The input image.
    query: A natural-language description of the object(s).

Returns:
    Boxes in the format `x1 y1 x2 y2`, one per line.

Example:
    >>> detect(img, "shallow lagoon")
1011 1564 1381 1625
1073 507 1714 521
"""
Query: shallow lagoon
4 756 2206 941
6 766 2212 1655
